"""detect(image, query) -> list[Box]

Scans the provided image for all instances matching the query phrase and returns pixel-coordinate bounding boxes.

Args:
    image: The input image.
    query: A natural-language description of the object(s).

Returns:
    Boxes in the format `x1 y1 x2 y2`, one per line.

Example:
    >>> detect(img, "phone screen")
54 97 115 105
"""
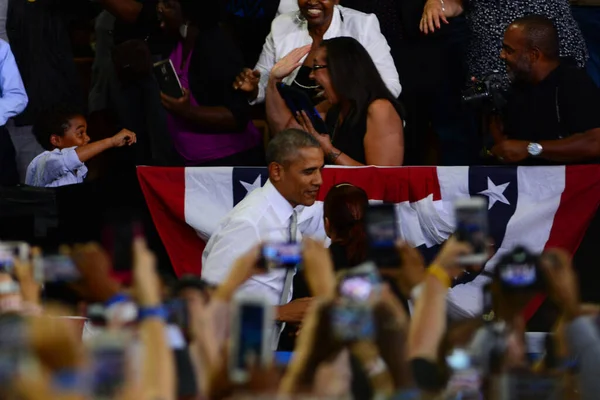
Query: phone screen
454 199 488 263
262 242 302 269
165 298 188 331
91 346 126 398
499 262 537 287
0 246 13 274
0 315 27 386
42 255 81 283
235 304 266 371
331 304 374 341
365 204 400 267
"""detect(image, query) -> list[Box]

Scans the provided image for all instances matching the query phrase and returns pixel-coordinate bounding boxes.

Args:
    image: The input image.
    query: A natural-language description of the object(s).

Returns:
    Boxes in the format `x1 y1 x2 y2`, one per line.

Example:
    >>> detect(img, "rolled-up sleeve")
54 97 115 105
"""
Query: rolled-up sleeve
253 31 277 105
0 40 27 126
361 14 402 98
26 147 84 187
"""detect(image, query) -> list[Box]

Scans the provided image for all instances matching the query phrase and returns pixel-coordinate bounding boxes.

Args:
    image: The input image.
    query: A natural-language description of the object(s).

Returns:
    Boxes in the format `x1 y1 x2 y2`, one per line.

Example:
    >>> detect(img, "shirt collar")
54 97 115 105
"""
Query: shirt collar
263 179 304 225
323 6 343 40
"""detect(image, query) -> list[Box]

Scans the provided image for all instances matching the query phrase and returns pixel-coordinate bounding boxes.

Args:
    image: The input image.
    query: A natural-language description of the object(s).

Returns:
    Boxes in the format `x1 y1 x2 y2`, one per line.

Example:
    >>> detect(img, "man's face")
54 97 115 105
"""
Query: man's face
500 25 534 83
271 147 324 207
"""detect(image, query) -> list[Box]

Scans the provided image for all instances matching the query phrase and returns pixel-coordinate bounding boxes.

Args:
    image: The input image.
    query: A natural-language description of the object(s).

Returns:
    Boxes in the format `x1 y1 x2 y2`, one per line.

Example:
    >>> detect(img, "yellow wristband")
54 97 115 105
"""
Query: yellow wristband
428 264 451 288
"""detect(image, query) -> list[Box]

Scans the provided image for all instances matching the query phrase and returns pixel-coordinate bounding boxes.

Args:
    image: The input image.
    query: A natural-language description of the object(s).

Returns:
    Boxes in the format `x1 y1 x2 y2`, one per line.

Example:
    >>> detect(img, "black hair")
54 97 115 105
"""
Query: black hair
266 128 321 166
179 0 219 28
320 37 404 130
32 105 84 151
511 14 560 60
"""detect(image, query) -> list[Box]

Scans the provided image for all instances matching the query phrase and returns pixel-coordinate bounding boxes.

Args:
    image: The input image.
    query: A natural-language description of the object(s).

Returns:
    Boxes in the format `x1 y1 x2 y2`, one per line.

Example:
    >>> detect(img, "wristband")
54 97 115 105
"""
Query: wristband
137 305 167 321
105 293 130 308
52 369 87 392
428 264 451 288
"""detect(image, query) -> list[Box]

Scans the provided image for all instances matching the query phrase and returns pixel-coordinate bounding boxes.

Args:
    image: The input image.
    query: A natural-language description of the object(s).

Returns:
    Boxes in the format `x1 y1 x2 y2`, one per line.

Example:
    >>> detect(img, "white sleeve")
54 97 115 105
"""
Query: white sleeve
253 31 276 105
362 15 402 98
201 218 261 284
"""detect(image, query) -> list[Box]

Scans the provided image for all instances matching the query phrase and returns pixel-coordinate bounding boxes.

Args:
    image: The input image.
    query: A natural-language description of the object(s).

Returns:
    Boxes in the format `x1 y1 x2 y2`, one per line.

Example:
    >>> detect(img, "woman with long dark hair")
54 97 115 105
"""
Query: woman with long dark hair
323 183 370 269
266 37 404 166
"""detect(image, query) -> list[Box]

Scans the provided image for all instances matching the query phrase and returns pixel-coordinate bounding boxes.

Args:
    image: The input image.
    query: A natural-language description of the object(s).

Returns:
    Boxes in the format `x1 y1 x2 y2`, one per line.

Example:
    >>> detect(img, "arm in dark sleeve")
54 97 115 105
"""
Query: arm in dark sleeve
184 29 252 132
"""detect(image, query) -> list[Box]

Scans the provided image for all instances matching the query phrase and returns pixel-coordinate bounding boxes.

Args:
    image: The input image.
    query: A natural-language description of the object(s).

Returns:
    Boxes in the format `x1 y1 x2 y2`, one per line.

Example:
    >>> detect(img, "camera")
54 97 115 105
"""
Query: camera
496 246 543 292
462 72 507 112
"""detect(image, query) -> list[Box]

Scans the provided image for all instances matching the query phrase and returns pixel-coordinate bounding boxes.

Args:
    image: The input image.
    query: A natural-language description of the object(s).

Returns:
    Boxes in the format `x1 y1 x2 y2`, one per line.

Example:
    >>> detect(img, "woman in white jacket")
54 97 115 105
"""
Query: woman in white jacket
233 0 401 107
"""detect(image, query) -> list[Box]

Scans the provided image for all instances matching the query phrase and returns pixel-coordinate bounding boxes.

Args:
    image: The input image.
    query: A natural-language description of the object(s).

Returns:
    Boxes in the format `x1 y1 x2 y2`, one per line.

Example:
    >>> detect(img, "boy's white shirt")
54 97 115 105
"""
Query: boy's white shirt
25 146 88 188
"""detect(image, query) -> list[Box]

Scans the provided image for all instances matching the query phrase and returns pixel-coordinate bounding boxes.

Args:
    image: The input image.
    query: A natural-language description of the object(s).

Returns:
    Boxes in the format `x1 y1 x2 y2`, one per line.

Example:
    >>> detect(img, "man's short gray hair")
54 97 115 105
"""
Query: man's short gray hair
266 129 321 166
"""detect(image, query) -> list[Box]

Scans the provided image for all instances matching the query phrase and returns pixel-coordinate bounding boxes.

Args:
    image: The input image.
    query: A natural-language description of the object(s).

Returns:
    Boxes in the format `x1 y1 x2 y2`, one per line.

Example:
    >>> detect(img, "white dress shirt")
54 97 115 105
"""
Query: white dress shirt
201 179 325 305
25 147 88 188
277 0 298 16
253 5 401 104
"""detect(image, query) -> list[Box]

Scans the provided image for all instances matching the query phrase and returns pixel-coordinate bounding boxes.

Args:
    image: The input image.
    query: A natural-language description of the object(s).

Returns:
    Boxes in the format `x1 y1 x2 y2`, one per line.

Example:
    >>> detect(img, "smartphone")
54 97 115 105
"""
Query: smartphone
338 262 381 304
365 204 400 267
0 242 30 274
165 298 189 331
261 242 302 269
496 247 542 292
153 59 184 99
229 297 273 384
277 83 328 134
37 255 81 283
102 215 144 283
444 348 482 399
331 303 375 342
497 372 564 400
454 197 489 264
0 314 28 386
89 332 129 399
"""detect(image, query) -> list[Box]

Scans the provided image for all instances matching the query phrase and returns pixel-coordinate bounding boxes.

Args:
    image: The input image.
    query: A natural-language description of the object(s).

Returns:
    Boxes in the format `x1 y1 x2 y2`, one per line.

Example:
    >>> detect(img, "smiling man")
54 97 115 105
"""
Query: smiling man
201 128 326 338
491 14 600 165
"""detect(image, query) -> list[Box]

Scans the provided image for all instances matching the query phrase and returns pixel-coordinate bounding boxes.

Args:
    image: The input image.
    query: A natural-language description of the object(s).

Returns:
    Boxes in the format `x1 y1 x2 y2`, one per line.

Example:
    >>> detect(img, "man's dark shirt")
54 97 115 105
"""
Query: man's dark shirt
7 0 87 126
504 64 600 152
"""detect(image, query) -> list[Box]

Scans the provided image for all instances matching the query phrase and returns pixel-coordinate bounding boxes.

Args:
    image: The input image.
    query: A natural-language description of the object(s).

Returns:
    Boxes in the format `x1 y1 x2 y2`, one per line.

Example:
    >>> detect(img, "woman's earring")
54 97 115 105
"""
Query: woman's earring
295 10 306 23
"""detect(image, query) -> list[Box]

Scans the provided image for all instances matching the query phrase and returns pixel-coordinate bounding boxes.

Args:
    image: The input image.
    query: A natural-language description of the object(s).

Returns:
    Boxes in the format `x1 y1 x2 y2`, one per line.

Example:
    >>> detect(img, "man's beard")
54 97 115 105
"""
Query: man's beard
506 57 533 83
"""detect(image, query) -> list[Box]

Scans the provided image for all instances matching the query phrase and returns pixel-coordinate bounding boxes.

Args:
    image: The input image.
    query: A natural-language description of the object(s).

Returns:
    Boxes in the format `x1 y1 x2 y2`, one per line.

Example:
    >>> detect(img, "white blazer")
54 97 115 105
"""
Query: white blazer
253 5 402 104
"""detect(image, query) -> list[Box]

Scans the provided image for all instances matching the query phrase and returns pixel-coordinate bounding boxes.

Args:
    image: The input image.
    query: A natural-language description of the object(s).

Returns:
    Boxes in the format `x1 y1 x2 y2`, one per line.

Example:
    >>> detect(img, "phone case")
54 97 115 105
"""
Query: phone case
153 59 184 99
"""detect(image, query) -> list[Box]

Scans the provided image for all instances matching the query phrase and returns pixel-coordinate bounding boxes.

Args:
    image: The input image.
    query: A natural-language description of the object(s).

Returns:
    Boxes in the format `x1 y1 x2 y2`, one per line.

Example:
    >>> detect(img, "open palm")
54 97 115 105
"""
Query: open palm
271 44 311 80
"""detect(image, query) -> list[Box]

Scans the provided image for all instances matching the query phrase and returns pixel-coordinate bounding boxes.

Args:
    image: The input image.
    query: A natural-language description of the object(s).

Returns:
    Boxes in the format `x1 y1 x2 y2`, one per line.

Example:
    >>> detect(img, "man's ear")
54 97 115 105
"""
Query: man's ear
49 134 61 148
530 47 542 62
268 161 283 182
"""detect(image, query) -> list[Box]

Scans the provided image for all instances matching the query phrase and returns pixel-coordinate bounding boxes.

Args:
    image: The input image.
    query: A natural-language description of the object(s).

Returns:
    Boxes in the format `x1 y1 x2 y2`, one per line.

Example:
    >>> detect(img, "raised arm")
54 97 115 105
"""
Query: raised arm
265 46 311 134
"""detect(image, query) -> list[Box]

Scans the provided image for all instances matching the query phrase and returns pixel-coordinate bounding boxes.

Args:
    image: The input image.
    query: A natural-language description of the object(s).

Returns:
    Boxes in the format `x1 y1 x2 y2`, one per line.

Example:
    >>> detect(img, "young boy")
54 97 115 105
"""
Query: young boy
26 106 136 187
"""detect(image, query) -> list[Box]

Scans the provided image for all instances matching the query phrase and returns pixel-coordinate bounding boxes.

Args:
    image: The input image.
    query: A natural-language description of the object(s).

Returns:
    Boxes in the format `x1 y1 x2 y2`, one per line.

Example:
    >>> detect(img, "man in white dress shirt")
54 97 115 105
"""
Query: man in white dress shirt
201 128 326 323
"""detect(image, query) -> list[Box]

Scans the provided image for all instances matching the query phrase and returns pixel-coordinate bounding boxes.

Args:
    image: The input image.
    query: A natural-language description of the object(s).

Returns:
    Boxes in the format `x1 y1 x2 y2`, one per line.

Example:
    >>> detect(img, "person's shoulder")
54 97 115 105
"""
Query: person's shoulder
270 11 304 37
558 65 598 88
225 186 271 224
367 98 399 118
337 5 380 30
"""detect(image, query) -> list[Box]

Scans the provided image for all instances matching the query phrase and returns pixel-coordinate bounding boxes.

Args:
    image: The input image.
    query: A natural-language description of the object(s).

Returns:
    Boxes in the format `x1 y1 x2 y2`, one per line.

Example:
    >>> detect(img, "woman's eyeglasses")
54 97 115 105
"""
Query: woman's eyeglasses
312 64 328 72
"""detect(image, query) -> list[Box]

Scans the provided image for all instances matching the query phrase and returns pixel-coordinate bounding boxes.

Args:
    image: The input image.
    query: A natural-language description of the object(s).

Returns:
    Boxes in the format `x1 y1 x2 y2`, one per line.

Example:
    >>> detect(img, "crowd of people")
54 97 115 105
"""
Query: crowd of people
0 0 600 399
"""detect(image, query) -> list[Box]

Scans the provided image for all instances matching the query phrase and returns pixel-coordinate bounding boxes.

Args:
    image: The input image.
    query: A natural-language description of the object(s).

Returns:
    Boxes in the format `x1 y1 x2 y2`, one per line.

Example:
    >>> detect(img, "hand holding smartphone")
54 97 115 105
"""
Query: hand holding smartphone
228 296 273 384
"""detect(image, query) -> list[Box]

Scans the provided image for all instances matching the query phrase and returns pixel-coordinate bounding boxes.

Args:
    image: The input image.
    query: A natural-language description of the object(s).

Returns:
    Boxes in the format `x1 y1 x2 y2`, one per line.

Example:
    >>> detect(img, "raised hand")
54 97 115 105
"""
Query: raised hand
271 45 311 81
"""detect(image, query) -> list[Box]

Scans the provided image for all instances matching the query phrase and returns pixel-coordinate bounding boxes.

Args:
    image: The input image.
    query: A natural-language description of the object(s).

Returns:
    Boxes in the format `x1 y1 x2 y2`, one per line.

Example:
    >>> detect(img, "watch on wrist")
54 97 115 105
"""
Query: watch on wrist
527 142 543 157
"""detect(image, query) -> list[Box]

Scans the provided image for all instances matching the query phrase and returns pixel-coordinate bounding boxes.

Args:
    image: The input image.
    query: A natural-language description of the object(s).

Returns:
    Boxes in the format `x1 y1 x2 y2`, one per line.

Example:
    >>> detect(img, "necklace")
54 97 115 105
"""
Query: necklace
293 79 320 90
